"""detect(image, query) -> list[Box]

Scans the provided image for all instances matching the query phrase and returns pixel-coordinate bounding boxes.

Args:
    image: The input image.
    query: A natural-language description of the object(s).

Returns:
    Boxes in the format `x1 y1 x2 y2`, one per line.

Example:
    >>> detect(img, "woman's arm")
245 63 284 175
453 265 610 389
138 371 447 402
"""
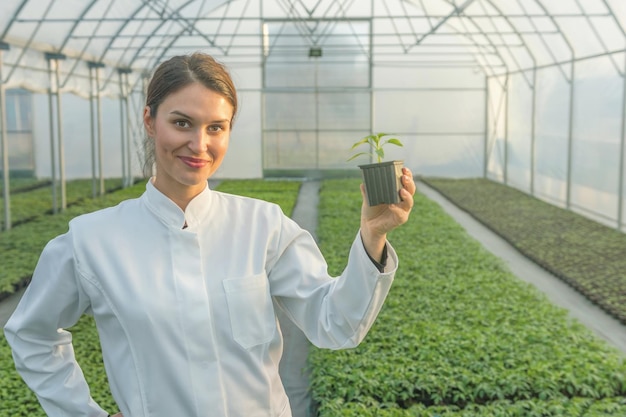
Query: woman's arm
270 171 415 349
4 232 108 417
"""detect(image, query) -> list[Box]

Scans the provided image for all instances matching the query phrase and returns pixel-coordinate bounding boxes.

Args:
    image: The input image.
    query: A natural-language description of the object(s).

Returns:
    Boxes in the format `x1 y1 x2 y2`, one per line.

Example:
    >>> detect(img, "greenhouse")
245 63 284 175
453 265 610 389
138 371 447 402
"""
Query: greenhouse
1 0 626 416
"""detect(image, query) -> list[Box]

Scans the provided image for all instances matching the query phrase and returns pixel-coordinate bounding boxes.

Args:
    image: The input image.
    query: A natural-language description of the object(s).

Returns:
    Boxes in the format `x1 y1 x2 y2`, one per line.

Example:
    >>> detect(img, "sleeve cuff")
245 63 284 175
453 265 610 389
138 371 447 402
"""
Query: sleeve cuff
363 241 388 272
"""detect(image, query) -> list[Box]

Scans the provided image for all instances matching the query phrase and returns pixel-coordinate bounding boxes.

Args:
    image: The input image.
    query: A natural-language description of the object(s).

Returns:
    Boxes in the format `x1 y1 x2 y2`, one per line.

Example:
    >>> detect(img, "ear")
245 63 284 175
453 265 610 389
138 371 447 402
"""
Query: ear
143 106 155 137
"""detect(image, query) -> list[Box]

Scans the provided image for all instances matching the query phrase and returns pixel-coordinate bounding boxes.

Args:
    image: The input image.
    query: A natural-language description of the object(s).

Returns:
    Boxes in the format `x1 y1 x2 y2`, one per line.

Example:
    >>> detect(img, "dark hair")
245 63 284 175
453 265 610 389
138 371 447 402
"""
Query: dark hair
142 53 238 177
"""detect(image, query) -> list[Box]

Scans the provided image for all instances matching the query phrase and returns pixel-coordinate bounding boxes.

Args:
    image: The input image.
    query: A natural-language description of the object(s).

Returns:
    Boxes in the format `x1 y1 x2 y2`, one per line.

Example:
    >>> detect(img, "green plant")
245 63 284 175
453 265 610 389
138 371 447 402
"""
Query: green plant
423 177 626 325
310 178 626 416
347 132 403 163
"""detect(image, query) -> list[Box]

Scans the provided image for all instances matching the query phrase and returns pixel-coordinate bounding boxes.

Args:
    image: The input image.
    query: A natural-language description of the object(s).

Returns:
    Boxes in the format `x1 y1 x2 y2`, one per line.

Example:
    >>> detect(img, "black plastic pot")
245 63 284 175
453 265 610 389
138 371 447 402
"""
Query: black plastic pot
359 160 404 206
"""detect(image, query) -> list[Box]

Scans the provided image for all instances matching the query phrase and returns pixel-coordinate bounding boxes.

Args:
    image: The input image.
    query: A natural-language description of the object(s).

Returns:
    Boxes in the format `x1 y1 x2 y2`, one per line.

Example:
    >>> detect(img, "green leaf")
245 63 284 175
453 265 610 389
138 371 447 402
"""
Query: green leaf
386 138 403 147
347 152 368 162
350 138 371 150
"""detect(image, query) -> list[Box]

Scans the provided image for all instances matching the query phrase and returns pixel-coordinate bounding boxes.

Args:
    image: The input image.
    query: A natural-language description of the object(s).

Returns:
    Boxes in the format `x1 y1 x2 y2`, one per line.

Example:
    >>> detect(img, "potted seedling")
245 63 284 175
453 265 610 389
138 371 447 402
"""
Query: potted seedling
348 132 404 206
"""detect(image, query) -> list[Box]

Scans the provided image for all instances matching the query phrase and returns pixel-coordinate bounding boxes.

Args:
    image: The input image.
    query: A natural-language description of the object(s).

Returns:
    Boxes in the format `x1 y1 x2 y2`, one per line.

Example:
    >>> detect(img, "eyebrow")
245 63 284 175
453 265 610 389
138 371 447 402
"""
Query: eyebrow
169 110 230 124
169 110 192 119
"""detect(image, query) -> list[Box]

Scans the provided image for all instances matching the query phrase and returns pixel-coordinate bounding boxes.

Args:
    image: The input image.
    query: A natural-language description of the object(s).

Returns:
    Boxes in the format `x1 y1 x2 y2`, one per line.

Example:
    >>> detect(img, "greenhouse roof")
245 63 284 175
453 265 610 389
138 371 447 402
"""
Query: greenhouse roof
1 0 625 97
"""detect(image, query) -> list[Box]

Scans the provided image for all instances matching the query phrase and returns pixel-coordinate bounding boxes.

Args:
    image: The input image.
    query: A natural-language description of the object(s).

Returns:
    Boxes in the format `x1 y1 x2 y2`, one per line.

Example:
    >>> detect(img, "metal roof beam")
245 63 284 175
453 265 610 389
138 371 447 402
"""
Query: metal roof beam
68 28 561 41
124 0 229 70
405 0 505 81
97 2 152 63
11 12 616 23
573 0 622 76
411 0 476 47
149 0 234 65
59 0 116 88
0 0 29 41
475 0 535 88
518 0 573 82
3 0 57 84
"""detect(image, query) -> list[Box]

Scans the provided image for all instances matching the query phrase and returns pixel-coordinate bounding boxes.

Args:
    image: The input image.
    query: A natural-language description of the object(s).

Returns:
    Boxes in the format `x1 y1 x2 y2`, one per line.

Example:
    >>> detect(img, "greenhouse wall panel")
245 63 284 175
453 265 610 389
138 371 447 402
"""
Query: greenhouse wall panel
218 90 263 179
533 66 570 198
373 90 484 134
372 66 484 89
32 94 136 180
263 130 317 170
533 175 567 209
571 184 619 227
486 75 507 182
571 56 622 193
505 72 534 193
404 134 484 178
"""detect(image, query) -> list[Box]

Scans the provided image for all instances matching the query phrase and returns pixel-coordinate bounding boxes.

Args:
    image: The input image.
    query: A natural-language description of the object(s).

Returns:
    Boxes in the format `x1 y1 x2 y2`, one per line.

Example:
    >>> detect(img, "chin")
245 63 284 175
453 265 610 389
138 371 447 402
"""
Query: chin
178 174 210 187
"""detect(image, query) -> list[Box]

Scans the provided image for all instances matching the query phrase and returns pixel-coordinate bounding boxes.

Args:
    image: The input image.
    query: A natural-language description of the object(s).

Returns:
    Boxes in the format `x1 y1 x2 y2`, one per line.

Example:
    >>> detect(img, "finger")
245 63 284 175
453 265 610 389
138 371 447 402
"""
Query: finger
398 188 414 210
401 174 416 197
404 175 416 194
402 167 414 181
402 167 417 195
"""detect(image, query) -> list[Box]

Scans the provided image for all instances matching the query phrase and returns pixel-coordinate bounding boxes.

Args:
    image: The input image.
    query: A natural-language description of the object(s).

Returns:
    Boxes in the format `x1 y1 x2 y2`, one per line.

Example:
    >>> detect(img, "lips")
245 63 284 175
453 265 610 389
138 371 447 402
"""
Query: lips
179 156 210 169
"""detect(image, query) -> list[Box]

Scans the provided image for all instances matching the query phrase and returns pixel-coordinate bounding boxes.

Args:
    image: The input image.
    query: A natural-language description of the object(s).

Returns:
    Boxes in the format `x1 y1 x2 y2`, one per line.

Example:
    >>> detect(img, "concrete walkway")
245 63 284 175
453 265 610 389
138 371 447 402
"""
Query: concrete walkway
278 179 320 417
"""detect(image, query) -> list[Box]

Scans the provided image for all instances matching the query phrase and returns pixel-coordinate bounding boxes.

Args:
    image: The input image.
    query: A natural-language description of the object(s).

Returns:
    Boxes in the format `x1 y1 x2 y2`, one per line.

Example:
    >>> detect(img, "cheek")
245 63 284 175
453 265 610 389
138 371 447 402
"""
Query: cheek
207 136 230 160
153 135 169 156
153 124 180 153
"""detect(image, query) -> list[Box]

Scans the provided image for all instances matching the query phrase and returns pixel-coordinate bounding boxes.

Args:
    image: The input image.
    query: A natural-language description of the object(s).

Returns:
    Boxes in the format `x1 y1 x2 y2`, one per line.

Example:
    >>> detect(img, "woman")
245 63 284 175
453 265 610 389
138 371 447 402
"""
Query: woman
4 53 415 417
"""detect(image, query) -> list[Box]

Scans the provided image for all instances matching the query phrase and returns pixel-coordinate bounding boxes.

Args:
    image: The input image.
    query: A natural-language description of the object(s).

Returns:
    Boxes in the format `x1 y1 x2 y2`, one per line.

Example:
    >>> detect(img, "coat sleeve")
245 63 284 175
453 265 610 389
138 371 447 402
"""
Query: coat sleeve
3 231 108 417
268 214 397 350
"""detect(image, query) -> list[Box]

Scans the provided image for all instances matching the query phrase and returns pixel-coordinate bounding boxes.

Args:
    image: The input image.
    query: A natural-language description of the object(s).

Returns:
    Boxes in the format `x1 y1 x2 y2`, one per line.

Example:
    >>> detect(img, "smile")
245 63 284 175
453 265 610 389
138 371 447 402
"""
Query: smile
179 156 209 169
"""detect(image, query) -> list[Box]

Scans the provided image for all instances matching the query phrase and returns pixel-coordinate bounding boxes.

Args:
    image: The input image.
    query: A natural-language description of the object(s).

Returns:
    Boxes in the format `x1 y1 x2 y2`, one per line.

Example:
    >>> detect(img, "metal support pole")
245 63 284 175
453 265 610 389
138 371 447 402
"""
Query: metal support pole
368 16 374 164
313 56 319 170
530 67 537 196
504 74 509 185
124 72 132 186
54 59 67 210
118 69 131 187
484 75 489 178
566 61 576 209
96 66 104 195
88 62 105 197
89 66 96 198
0 43 11 231
46 57 58 214
260 21 267 176
618 53 626 231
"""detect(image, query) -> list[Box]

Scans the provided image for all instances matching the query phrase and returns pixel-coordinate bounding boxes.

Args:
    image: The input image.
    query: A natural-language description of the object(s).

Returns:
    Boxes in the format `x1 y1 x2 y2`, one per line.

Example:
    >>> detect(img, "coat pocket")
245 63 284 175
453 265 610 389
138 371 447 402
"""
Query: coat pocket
223 272 276 349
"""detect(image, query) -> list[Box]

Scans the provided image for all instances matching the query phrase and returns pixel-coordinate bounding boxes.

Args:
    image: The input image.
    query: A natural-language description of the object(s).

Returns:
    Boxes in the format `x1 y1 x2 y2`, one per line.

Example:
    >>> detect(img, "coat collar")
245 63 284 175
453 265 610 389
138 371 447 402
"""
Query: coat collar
143 178 214 229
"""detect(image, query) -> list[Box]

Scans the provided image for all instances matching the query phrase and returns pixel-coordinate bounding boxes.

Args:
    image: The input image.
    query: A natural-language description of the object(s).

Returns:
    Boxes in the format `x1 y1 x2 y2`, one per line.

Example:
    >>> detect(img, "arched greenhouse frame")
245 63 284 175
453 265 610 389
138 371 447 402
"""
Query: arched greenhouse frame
1 0 625 230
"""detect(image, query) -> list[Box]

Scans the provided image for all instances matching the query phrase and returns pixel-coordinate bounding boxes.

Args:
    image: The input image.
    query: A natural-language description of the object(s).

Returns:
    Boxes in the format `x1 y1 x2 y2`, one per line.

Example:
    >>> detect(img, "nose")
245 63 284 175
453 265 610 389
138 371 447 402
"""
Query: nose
188 128 210 154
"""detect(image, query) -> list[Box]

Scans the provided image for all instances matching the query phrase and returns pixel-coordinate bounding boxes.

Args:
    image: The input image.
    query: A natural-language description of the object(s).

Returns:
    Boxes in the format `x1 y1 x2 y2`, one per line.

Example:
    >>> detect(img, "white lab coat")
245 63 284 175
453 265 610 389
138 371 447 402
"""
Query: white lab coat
4 180 397 417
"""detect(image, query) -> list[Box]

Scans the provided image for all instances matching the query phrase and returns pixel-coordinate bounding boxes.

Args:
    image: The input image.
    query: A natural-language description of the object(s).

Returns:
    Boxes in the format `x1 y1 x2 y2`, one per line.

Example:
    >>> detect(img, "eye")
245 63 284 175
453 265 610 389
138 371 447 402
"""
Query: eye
208 124 225 132
174 120 190 128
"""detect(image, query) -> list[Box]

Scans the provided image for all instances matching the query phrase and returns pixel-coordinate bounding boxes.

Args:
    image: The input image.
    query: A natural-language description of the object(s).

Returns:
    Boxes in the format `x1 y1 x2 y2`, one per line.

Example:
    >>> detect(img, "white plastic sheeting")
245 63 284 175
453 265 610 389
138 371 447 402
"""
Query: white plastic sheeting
0 0 625 230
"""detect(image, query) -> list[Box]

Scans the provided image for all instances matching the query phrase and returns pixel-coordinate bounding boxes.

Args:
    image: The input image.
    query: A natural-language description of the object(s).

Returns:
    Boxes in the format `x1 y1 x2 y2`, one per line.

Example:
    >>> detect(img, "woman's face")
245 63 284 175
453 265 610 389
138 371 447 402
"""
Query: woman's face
144 82 234 204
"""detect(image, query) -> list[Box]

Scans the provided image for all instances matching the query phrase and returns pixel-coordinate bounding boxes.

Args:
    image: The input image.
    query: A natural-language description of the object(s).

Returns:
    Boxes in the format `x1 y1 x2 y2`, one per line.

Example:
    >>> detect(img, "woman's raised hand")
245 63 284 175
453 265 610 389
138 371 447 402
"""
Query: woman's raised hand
359 167 416 262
